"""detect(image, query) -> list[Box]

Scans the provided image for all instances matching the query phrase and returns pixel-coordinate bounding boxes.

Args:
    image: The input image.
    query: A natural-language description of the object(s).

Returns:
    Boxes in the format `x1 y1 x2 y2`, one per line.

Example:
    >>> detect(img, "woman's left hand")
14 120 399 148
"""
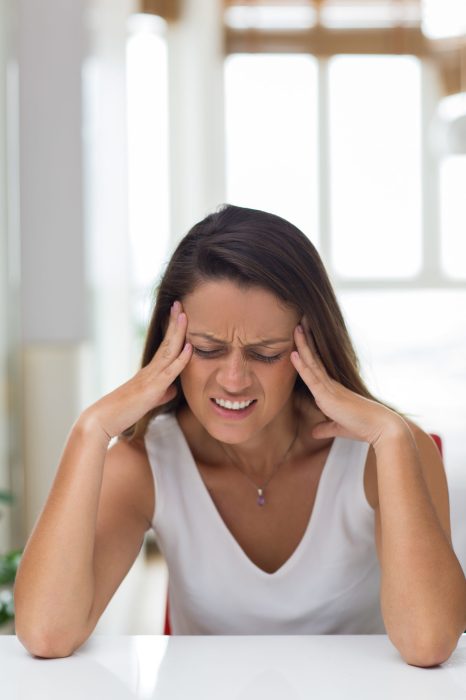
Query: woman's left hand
290 320 408 447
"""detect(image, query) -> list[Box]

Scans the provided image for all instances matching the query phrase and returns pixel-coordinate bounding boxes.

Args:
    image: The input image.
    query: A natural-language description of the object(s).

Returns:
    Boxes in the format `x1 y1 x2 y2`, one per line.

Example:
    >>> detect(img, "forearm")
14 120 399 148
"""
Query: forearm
374 426 466 665
14 410 110 654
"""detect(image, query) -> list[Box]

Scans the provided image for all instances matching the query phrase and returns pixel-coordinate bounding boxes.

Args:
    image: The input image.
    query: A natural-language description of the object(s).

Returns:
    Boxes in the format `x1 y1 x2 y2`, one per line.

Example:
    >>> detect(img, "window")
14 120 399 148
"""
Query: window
329 55 422 278
224 50 466 485
225 52 431 282
127 14 170 347
225 53 319 244
439 155 466 280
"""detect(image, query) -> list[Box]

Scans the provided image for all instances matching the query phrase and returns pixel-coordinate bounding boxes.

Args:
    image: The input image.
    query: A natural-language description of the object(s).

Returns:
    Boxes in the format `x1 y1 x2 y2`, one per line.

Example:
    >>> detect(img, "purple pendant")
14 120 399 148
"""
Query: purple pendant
257 490 265 506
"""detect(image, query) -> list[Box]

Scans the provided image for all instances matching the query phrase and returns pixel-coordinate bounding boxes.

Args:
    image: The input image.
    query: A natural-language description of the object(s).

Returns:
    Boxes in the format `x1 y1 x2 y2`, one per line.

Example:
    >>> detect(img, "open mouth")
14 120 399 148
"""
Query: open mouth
210 398 257 414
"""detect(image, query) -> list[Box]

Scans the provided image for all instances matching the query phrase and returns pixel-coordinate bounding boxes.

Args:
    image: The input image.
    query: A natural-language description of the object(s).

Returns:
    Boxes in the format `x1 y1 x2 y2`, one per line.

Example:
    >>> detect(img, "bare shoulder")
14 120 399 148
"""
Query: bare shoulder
103 436 155 528
401 418 447 484
403 418 443 459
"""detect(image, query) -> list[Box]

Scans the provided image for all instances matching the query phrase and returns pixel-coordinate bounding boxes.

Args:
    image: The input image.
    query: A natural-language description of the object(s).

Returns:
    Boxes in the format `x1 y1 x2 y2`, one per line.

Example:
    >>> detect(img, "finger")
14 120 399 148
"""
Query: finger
293 326 328 382
149 302 180 363
290 349 324 393
158 341 193 397
153 303 188 367
137 335 192 410
157 383 178 405
160 341 192 384
311 420 341 440
290 347 341 419
299 318 326 365
163 301 185 343
301 316 328 363
146 340 192 404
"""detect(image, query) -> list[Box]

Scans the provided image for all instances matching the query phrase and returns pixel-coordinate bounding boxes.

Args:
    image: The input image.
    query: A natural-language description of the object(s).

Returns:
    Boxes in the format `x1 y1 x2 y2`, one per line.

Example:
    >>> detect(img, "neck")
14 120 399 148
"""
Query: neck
217 403 300 480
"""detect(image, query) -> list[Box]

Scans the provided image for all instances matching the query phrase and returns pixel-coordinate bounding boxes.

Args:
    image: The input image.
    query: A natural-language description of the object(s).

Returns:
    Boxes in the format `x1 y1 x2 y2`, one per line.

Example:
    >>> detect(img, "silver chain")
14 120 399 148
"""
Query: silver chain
218 419 300 506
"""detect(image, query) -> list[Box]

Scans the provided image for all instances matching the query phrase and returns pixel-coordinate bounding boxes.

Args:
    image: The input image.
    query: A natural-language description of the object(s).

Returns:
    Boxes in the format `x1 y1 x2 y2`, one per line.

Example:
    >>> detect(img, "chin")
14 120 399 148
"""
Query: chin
199 414 261 445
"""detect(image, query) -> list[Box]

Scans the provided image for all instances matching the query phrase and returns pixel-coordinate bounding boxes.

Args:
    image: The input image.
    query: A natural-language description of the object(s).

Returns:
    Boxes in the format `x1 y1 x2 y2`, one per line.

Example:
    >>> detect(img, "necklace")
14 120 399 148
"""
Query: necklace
218 419 300 507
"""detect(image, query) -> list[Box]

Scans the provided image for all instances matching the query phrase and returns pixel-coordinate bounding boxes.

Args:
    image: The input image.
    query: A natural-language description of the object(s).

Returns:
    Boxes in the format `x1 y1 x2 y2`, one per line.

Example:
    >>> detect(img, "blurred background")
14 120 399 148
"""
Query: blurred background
0 0 465 634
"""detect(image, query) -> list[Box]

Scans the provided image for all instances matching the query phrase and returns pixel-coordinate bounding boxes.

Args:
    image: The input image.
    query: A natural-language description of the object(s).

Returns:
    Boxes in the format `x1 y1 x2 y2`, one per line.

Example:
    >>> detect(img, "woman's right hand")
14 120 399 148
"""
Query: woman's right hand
83 300 192 440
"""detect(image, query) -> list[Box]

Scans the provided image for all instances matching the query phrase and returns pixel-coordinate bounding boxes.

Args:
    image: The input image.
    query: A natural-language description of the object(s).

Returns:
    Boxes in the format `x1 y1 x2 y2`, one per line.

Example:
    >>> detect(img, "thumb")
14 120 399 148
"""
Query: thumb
159 383 178 404
311 420 340 440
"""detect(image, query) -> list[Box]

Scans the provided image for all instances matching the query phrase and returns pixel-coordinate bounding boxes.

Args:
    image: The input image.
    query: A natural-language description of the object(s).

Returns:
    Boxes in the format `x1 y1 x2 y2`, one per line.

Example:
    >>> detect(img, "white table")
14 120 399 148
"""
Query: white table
2 634 466 699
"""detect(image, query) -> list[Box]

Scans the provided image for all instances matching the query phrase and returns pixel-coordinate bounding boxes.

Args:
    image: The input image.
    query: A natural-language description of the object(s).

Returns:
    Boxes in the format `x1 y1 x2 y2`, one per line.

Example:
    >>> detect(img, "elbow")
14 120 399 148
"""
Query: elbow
16 629 77 659
15 617 88 659
14 592 92 659
396 632 460 668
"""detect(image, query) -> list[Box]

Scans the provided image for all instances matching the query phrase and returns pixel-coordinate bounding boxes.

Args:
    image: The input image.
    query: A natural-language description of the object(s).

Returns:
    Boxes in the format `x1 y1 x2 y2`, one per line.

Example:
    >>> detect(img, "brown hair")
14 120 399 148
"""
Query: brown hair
124 203 400 440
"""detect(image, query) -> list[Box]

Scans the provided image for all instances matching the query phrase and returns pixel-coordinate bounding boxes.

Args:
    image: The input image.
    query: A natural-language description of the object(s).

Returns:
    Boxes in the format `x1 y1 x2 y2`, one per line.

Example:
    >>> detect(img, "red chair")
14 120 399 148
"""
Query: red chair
430 433 443 456
164 598 171 635
162 432 443 635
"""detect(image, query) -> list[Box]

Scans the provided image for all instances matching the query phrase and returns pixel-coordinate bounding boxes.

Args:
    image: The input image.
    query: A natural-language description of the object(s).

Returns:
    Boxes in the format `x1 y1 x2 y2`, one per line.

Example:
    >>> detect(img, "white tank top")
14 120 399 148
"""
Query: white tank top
144 412 385 635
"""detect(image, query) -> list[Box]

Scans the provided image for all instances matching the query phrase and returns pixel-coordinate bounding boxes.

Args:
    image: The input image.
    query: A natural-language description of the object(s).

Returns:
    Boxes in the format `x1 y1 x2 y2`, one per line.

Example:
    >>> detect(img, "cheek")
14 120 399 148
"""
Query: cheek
260 359 297 392
282 364 298 388
180 358 210 392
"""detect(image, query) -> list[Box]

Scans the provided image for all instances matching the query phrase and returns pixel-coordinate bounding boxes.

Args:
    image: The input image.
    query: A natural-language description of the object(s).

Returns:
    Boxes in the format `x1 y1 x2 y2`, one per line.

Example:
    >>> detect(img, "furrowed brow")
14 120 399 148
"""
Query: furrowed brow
187 332 291 346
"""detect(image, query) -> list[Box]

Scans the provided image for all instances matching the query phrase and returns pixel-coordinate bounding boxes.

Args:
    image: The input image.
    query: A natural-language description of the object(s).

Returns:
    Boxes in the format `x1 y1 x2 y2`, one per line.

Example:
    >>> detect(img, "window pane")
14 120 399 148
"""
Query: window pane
329 55 422 278
338 289 466 481
127 16 170 338
422 0 466 40
322 1 420 28
339 287 466 571
225 54 319 245
440 155 466 280
225 6 316 30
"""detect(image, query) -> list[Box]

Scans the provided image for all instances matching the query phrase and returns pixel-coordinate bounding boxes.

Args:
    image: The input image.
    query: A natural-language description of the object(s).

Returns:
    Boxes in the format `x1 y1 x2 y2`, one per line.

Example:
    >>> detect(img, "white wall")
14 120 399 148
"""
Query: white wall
0 0 22 551
12 0 227 546
0 0 11 551
17 0 88 535
166 0 226 242
17 0 134 534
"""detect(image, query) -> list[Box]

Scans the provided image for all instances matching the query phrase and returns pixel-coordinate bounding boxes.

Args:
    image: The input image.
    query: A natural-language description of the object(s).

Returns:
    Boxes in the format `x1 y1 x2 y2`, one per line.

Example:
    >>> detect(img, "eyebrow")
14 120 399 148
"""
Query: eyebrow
187 332 291 346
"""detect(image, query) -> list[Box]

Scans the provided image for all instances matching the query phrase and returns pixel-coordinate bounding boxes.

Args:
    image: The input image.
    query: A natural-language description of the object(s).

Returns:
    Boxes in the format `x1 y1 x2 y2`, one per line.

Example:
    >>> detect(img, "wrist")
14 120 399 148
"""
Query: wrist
371 416 414 454
75 407 112 447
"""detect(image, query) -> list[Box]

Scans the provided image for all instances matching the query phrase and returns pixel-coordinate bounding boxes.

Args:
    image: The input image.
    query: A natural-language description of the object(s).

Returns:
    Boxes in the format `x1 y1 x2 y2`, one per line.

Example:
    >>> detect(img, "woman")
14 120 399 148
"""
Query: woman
14 204 466 665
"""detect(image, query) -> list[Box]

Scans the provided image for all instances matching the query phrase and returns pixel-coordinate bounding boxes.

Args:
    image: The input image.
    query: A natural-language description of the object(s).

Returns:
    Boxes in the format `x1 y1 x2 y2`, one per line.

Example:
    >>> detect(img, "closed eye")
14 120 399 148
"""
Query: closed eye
192 348 222 359
249 351 283 364
192 347 283 364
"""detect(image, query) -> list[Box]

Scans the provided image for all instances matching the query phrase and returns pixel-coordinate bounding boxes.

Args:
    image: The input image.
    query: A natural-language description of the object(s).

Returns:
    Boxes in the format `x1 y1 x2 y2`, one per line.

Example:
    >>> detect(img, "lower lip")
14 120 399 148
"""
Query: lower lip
210 399 257 420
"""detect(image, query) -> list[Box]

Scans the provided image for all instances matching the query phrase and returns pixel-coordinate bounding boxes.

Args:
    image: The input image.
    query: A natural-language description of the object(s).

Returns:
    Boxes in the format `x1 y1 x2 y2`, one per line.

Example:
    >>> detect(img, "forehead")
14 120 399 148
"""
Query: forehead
182 280 298 335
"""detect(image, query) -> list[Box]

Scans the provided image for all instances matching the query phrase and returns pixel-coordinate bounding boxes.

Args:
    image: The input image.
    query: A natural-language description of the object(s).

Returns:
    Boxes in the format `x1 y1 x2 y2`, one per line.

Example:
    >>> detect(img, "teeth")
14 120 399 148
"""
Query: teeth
214 398 254 410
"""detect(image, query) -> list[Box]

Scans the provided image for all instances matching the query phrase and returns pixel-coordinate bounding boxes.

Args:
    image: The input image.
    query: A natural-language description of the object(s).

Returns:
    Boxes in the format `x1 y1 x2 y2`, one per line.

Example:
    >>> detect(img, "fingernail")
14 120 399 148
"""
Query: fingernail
177 312 186 324
296 324 304 333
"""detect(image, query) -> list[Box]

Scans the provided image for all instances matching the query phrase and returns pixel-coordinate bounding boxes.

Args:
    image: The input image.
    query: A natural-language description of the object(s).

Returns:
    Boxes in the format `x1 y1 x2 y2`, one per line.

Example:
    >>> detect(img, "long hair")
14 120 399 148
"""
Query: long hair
124 204 399 440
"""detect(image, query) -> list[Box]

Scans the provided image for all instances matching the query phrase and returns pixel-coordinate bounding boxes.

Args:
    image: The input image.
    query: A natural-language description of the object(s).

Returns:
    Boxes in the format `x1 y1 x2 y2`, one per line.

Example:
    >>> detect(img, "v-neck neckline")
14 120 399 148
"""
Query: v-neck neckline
172 415 339 578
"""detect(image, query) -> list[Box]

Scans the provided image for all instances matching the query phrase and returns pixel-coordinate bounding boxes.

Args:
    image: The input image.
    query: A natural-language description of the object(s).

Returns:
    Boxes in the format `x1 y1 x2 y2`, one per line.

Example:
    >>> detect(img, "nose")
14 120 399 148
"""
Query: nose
216 349 253 394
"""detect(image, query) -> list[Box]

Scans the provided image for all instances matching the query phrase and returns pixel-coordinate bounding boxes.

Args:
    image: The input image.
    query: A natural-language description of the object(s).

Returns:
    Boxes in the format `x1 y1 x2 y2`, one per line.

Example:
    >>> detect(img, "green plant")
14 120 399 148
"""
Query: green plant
0 490 22 627
0 491 13 505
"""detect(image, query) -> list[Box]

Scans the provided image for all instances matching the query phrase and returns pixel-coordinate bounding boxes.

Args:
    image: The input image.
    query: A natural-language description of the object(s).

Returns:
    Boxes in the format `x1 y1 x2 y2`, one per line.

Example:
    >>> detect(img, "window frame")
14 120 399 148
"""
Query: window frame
224 49 466 290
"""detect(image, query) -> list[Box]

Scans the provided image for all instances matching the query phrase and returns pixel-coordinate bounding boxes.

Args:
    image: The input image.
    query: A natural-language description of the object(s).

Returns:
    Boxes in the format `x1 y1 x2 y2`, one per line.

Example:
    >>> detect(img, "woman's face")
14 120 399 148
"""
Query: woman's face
180 279 300 445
